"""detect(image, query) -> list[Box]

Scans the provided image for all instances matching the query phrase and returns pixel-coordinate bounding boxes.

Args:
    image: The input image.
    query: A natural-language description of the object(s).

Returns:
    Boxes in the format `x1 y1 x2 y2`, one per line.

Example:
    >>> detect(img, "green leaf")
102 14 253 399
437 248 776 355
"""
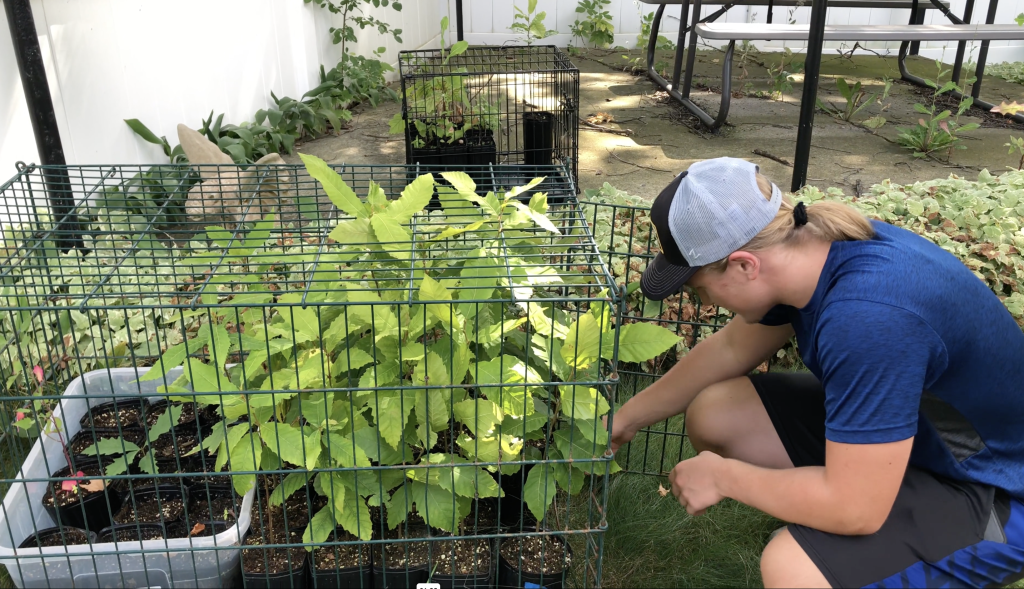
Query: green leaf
300 152 368 219
453 398 503 436
564 386 610 421
229 432 262 496
524 464 558 522
125 119 167 147
139 342 188 382
608 323 681 362
329 218 376 245
302 504 337 550
370 215 412 260
407 480 459 532
259 422 308 469
184 358 238 401
208 323 232 370
334 492 373 540
429 220 485 241
561 313 602 368
448 40 469 60
383 173 435 223
508 199 560 234
331 348 375 377
325 432 372 467
554 428 605 474
284 306 322 340
80 438 141 457
146 405 183 442
440 171 477 196
269 471 310 507
372 390 416 448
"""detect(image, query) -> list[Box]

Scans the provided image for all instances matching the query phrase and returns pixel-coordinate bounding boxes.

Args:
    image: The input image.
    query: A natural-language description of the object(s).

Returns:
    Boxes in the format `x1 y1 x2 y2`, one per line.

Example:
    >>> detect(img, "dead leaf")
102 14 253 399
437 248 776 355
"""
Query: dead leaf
190 522 206 537
991 101 1024 116
586 112 615 124
79 479 106 492
658 483 670 498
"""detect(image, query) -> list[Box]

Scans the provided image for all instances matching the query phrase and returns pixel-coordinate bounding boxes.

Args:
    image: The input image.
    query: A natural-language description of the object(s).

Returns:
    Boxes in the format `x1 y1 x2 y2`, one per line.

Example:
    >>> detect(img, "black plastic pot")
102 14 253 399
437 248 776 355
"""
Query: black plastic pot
68 428 146 470
498 467 536 529
146 399 212 434
429 535 497 589
242 548 309 589
79 398 149 430
374 565 427 589
113 486 188 537
42 460 121 534
187 483 241 527
374 525 430 589
18 526 96 548
523 112 554 167
466 129 498 166
497 531 573 589
311 529 373 589
96 522 167 543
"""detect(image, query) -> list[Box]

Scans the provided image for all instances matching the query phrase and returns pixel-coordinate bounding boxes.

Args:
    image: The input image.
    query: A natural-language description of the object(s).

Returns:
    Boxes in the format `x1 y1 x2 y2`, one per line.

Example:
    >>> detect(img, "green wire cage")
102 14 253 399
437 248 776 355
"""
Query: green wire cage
0 160 690 589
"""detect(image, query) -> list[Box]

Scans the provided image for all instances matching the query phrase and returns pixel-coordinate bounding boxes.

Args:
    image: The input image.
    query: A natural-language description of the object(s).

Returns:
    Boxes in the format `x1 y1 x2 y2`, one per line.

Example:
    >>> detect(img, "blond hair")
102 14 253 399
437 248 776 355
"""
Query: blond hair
703 174 875 272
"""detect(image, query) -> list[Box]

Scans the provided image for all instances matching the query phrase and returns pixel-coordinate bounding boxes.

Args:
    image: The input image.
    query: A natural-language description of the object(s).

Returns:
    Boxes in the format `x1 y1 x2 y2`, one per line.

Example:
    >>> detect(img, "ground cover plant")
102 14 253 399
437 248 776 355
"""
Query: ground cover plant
571 0 615 49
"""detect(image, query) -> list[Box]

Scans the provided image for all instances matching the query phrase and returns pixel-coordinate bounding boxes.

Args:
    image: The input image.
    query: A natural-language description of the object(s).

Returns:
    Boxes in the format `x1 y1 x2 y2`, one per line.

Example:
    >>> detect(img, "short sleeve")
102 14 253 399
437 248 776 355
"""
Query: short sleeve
816 300 948 444
759 304 795 326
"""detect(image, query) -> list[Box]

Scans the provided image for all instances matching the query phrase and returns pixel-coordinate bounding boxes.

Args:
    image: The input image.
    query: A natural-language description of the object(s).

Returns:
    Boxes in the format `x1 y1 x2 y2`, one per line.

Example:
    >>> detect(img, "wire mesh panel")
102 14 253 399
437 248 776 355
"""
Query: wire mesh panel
579 198 803 478
0 161 632 588
398 45 580 191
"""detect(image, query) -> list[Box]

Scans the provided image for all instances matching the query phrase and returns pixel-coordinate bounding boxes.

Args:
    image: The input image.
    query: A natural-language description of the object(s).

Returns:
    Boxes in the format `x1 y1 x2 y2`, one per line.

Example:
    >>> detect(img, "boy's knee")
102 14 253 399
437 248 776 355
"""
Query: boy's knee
685 379 747 453
761 528 831 588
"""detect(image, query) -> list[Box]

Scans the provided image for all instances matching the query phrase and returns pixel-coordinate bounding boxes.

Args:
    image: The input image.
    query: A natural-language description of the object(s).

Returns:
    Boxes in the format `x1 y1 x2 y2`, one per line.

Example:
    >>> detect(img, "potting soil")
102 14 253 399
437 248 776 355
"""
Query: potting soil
114 495 185 527
429 537 491 575
241 490 319 574
43 465 107 508
501 535 571 575
314 530 369 570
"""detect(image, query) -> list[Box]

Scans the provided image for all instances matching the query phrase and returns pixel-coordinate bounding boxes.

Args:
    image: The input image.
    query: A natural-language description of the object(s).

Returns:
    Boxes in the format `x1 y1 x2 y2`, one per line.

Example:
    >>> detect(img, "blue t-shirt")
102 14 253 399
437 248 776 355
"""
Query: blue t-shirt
761 220 1024 499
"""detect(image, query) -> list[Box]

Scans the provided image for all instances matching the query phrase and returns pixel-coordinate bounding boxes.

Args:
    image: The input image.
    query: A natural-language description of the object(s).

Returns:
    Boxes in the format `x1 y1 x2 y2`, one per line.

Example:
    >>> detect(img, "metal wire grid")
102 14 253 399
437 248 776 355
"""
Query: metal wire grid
398 45 580 190
0 162 617 588
580 199 739 477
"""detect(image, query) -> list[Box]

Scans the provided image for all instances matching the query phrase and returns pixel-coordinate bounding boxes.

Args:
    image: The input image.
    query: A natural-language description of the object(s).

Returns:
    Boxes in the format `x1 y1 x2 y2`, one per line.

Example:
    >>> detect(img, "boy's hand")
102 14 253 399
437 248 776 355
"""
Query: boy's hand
670 451 727 515
602 414 635 453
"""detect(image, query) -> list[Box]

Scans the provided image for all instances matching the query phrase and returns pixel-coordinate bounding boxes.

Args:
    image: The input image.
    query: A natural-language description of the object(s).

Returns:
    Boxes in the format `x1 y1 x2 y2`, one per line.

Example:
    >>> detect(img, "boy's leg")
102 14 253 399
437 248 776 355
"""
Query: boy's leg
688 372 1024 589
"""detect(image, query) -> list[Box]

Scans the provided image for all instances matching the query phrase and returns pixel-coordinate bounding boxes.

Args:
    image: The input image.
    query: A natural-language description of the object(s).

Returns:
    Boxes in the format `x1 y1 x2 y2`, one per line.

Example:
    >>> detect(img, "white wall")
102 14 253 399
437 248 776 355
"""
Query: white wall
0 0 446 178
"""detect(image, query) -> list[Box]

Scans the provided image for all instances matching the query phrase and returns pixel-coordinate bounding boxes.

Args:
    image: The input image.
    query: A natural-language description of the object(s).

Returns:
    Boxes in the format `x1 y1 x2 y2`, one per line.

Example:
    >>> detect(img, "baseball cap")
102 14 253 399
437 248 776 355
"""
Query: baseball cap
640 157 783 301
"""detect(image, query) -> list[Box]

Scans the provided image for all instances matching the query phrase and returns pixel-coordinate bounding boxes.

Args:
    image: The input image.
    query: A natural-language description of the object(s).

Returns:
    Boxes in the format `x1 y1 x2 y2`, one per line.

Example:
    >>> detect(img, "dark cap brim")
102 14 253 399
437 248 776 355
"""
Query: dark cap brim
640 254 700 301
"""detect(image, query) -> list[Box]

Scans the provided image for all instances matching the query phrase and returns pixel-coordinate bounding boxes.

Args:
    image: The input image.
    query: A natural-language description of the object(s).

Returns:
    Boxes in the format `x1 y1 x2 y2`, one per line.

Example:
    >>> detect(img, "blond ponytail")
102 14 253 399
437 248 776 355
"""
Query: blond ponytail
704 174 874 272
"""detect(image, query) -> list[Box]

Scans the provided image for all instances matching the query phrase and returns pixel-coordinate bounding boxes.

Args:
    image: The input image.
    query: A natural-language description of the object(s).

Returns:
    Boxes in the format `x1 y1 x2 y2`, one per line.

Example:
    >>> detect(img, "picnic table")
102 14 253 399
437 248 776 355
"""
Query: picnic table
639 0 1024 190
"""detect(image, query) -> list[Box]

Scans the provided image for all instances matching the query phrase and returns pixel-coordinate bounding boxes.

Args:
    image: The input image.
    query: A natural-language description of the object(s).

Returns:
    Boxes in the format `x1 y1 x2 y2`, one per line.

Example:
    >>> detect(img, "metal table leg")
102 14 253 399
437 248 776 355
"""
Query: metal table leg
791 0 829 191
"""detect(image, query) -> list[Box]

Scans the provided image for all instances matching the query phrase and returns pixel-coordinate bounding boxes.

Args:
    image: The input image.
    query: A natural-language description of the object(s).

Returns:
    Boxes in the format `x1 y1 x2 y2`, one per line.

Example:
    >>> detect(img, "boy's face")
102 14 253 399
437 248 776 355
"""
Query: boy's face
684 253 777 324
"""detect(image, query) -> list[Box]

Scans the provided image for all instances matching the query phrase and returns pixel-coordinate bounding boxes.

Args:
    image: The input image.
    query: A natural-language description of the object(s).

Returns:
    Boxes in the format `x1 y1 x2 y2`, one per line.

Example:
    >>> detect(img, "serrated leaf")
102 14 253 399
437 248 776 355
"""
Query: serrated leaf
284 306 322 340
453 398 503 436
138 342 188 382
329 218 375 245
334 487 373 540
554 428 605 474
326 432 372 467
440 171 477 196
370 215 412 260
383 173 435 223
407 480 459 533
524 464 558 522
229 432 262 496
565 386 610 421
302 504 337 550
331 348 375 377
259 422 308 469
269 471 309 507
561 313 602 368
372 390 416 448
300 153 367 219
183 358 238 403
607 323 681 362
80 438 141 457
429 220 485 241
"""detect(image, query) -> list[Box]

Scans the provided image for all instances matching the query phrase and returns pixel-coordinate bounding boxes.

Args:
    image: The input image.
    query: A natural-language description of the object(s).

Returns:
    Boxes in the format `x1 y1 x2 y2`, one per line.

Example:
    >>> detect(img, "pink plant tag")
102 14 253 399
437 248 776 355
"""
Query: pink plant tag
61 471 85 492
15 412 24 421
32 366 44 384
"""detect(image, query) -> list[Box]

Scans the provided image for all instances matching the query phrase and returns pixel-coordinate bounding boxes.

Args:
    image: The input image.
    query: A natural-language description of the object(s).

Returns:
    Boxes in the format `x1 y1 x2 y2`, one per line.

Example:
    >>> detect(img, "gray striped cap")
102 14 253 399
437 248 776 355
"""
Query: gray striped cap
640 157 782 300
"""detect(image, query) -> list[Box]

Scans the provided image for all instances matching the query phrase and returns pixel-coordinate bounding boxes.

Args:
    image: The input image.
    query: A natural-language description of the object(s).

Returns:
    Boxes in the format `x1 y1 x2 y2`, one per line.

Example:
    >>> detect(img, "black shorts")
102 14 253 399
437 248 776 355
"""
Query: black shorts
750 372 1024 589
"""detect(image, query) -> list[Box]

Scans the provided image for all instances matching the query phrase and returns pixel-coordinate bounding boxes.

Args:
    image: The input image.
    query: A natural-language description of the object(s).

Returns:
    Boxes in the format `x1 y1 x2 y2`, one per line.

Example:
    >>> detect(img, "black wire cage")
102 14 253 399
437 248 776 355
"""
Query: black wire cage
398 45 580 192
579 197 805 478
0 161 642 588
